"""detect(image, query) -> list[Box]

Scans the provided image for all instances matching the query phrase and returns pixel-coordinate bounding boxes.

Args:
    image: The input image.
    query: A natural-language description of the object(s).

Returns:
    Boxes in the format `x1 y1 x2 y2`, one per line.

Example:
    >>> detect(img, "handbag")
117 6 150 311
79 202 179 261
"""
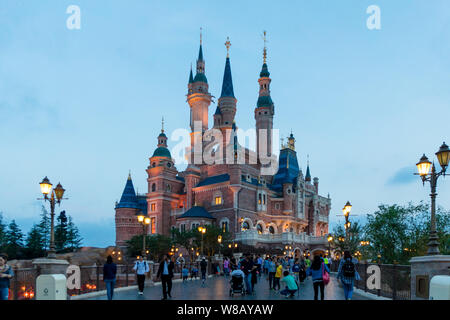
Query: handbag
322 263 330 285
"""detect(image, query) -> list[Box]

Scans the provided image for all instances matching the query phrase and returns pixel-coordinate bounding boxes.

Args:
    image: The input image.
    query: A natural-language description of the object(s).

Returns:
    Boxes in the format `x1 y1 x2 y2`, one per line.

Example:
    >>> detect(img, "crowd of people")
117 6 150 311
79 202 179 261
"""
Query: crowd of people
97 250 360 301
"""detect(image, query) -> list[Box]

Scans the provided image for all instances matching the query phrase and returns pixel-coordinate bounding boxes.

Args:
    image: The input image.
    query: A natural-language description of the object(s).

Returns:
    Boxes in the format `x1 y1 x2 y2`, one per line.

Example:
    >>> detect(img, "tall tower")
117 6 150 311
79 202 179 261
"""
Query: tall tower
255 31 275 165
217 37 237 131
187 30 212 165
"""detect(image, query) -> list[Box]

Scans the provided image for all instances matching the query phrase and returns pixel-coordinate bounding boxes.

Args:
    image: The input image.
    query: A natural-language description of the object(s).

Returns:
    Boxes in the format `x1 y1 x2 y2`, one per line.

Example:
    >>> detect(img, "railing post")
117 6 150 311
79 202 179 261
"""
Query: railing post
392 263 397 300
125 264 129 287
364 262 368 292
13 266 19 300
96 263 100 292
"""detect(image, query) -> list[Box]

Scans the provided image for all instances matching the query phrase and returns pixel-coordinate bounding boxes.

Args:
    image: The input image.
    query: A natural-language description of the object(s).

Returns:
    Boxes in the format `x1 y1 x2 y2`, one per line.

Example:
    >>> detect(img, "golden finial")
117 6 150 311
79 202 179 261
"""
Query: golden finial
200 27 203 45
263 30 268 64
161 116 165 133
225 37 231 58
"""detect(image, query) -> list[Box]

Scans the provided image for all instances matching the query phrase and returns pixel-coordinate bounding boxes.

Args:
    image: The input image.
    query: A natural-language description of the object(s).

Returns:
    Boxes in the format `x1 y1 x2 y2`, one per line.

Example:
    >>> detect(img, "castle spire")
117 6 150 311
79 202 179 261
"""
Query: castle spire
305 155 311 182
220 37 235 98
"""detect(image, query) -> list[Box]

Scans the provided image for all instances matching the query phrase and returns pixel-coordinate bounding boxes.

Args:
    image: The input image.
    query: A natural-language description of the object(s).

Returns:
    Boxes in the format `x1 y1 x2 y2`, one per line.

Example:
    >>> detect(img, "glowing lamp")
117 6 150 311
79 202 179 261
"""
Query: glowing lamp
137 214 145 223
343 201 352 215
416 154 432 176
144 217 151 225
54 183 65 201
39 177 53 195
436 142 450 171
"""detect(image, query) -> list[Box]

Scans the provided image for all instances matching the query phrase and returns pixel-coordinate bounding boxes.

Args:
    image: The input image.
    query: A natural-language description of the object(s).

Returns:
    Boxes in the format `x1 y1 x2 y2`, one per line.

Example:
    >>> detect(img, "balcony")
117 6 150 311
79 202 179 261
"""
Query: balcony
234 230 327 246
317 215 329 223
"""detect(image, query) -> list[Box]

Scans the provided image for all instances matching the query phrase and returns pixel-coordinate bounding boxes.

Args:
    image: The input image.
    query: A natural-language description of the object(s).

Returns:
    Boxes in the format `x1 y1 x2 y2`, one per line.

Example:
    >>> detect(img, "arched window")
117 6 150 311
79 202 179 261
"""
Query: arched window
152 162 156 167
258 194 262 205
151 183 156 192
269 226 275 234
263 194 266 205
242 221 250 231
257 224 263 234
166 184 171 192
221 221 228 233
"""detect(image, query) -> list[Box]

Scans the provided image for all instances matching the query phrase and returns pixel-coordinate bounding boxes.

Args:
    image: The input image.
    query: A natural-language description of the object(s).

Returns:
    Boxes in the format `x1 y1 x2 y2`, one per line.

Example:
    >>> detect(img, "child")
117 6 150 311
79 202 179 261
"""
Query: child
273 262 282 291
182 266 189 282
280 271 298 298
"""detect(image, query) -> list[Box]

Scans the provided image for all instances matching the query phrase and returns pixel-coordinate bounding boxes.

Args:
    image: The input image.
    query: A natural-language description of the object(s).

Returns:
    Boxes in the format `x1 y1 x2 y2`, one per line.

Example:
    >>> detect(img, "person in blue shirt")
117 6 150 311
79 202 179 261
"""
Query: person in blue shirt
0 254 14 301
103 255 117 300
306 255 330 300
182 266 189 282
280 271 298 298
134 256 150 295
268 257 277 290
337 251 360 300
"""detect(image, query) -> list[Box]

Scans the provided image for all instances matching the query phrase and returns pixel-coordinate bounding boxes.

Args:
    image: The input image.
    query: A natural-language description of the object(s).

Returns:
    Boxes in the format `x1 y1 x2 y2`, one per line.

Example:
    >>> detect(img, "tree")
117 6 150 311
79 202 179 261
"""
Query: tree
191 225 232 257
36 206 50 251
363 202 450 264
24 224 46 258
126 234 172 261
0 212 6 252
65 216 83 251
4 220 24 259
55 211 68 252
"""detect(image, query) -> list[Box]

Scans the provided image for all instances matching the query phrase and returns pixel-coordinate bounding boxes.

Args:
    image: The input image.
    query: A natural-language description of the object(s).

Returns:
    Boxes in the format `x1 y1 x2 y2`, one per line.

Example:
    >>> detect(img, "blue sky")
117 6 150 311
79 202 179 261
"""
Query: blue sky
0 0 449 247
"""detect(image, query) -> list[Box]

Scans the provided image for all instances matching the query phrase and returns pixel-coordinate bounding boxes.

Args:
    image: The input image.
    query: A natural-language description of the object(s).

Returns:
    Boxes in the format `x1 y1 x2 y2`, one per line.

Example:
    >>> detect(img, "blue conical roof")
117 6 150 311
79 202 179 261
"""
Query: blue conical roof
214 106 222 115
198 44 204 61
189 67 194 84
220 57 235 98
116 175 139 209
305 165 311 181
260 63 270 77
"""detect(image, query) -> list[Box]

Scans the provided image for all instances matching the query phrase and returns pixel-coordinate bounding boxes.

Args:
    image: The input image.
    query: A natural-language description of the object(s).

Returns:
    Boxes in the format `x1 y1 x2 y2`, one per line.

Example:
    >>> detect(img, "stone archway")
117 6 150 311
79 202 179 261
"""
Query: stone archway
311 248 327 256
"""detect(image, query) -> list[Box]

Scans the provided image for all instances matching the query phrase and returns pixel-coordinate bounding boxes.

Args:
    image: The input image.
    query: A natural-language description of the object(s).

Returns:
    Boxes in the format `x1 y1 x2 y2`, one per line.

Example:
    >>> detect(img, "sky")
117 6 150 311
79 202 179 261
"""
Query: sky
0 0 449 247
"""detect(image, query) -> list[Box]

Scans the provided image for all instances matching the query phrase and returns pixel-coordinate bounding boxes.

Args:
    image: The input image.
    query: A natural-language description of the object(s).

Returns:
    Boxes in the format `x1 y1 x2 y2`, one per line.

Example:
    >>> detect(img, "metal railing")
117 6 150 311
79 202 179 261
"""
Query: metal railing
330 261 411 300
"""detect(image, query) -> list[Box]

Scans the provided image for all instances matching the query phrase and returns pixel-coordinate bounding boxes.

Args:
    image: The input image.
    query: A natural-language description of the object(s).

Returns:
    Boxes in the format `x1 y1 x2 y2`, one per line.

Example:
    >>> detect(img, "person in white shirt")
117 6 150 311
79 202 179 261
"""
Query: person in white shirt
133 256 149 295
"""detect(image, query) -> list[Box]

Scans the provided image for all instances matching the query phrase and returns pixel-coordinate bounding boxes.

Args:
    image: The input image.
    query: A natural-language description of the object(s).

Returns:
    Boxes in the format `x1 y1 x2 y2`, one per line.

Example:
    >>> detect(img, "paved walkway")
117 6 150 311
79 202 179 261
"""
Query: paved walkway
88 274 368 300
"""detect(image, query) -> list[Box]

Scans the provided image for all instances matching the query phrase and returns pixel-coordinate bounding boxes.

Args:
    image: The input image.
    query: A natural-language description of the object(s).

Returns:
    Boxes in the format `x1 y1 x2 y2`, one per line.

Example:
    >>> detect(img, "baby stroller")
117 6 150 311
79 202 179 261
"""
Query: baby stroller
229 274 245 297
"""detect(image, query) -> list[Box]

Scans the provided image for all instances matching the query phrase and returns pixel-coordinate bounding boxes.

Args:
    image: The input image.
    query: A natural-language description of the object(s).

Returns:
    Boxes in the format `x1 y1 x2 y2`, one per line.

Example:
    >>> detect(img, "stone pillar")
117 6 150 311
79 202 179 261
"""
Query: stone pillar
32 258 69 276
410 255 450 300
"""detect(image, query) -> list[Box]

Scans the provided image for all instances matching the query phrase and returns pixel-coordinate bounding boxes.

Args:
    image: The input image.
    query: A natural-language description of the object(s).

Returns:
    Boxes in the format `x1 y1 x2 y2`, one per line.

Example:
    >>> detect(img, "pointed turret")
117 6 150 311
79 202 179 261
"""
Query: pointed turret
305 162 311 182
116 174 138 209
186 29 212 163
217 37 237 129
188 65 194 94
255 31 275 163
152 117 171 159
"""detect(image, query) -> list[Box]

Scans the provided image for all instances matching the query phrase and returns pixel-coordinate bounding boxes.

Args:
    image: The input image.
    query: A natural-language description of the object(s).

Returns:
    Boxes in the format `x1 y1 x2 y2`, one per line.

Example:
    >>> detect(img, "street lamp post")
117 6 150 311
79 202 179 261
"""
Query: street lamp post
39 177 66 259
415 142 450 255
217 235 222 257
137 213 150 258
198 226 206 256
327 235 333 257
342 201 352 247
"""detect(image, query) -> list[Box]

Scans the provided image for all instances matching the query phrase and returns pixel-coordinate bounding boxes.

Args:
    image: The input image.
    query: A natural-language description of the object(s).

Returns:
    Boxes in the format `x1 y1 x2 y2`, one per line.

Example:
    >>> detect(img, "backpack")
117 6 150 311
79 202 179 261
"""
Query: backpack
342 259 355 278
292 264 300 273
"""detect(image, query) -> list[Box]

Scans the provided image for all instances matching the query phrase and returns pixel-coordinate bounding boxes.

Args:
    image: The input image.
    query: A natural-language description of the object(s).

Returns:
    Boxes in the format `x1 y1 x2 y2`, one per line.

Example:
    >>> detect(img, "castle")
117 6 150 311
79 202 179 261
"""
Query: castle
115 33 331 256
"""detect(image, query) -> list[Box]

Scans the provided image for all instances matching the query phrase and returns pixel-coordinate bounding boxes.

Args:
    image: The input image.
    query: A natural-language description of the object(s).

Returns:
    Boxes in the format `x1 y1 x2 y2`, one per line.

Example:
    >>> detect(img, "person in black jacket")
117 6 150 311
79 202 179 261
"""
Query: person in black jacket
103 255 117 300
157 255 174 300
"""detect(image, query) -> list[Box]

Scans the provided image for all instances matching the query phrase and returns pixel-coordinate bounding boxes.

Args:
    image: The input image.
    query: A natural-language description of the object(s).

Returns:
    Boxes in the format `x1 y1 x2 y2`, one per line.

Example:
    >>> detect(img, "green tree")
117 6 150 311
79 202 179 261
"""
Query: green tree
0 212 6 251
24 224 46 258
171 229 195 252
54 211 68 252
4 220 24 259
65 216 83 251
37 206 50 251
331 222 364 256
191 225 232 257
126 234 172 261
363 202 450 264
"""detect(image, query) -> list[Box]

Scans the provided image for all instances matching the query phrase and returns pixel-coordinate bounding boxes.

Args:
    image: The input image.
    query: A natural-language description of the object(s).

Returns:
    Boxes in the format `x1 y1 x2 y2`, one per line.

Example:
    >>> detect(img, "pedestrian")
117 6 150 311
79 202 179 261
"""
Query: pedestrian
241 254 255 294
251 256 258 294
263 257 270 277
103 255 117 300
133 256 149 295
273 261 282 291
306 255 330 300
230 257 237 271
200 257 208 286
156 255 174 300
337 251 360 300
268 257 276 290
305 256 311 269
299 257 307 283
280 270 298 298
0 253 14 301
182 265 189 282
292 259 301 283
257 255 263 278
223 257 230 277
